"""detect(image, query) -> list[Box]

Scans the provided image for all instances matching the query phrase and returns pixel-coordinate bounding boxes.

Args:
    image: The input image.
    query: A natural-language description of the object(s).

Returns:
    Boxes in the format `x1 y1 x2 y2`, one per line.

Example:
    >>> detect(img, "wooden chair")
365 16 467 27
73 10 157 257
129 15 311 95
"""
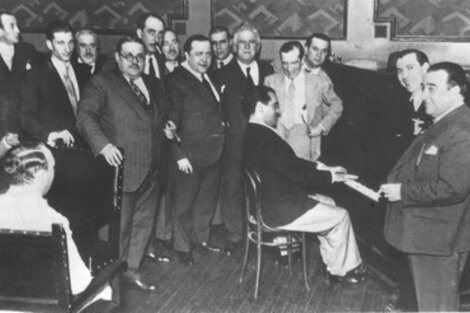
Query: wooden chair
0 224 126 313
240 168 309 299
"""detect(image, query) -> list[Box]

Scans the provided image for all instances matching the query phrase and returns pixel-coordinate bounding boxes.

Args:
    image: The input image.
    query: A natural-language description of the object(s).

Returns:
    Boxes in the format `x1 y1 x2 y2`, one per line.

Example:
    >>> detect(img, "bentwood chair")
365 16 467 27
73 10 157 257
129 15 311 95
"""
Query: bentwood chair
240 167 309 299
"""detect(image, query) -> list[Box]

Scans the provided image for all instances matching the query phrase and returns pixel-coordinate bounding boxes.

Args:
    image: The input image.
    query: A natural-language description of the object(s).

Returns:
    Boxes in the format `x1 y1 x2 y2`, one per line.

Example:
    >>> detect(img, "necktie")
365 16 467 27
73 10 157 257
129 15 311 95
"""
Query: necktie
218 61 224 68
283 79 296 129
63 64 78 115
246 67 255 87
202 74 218 103
148 55 156 78
129 79 149 109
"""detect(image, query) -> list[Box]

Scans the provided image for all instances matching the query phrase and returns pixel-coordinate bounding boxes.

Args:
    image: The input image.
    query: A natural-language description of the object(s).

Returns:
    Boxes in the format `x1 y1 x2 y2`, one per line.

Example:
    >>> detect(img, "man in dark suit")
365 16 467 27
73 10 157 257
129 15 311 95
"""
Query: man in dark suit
72 28 108 78
214 23 273 254
136 13 165 79
166 35 225 265
77 36 172 292
242 85 366 284
0 10 41 137
382 49 433 170
208 26 233 72
20 20 89 148
380 62 470 311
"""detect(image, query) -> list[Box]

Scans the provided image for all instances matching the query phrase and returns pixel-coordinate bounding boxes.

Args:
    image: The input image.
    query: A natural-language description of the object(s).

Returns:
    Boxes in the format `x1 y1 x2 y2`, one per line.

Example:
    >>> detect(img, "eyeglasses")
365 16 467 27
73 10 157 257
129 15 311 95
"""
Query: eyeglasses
118 52 145 63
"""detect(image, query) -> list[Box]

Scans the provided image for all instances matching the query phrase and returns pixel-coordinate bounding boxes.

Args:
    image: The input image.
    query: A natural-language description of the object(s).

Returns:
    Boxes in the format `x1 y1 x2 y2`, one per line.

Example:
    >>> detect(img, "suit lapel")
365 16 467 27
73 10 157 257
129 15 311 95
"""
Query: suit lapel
114 72 150 120
304 73 320 123
180 67 219 108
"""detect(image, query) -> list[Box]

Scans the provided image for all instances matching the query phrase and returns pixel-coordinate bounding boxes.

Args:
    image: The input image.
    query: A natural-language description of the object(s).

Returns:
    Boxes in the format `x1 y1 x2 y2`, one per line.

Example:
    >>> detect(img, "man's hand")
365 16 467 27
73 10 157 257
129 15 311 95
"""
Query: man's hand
47 130 74 147
307 125 323 137
379 183 402 202
177 158 193 174
332 171 358 183
100 144 123 167
3 133 19 147
163 120 178 141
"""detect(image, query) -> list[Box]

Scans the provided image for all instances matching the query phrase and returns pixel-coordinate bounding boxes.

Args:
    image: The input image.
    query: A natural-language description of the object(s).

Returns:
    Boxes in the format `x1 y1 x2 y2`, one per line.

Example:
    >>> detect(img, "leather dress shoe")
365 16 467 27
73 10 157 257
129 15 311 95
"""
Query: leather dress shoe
178 252 194 266
123 271 157 292
146 251 171 263
326 263 368 285
197 241 222 253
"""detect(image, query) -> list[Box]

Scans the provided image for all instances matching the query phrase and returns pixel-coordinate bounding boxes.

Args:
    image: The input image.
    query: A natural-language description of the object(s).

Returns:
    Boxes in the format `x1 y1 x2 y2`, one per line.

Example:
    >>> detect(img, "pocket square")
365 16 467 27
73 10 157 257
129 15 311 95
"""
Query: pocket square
424 145 438 155
220 85 226 93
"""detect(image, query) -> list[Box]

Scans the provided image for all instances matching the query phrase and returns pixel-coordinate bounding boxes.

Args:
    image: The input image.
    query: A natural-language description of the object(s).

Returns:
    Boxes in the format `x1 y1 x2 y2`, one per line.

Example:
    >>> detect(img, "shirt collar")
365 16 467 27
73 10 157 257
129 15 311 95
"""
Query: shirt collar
182 61 205 81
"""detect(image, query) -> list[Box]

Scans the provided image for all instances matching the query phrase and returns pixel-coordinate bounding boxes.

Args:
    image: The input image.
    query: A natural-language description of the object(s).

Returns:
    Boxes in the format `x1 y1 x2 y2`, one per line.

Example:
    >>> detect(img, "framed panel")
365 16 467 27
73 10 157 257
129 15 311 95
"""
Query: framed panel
211 0 348 40
374 0 470 41
2 0 187 34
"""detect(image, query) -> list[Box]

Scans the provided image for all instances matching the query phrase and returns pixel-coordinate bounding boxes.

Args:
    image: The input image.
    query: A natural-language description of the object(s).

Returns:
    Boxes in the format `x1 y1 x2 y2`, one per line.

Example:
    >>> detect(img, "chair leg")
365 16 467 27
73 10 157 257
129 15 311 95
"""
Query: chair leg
240 232 251 283
254 239 262 299
301 233 309 291
287 234 293 273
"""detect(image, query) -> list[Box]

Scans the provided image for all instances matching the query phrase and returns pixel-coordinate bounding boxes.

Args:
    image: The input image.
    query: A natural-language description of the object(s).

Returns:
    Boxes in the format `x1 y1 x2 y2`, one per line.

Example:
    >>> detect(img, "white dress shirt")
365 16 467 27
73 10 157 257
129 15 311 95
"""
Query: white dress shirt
237 60 260 86
0 41 14 70
51 55 80 101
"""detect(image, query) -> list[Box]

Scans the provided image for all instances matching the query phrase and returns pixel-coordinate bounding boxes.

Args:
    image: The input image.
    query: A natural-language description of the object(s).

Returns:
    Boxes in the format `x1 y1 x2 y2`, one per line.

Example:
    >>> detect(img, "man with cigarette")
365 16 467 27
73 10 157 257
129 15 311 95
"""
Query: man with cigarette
264 40 342 161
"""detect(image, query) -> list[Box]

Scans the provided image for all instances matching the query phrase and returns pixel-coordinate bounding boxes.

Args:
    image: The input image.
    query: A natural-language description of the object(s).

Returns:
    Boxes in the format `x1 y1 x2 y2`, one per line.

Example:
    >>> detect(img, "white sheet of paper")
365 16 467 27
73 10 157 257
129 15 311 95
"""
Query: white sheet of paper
343 180 380 202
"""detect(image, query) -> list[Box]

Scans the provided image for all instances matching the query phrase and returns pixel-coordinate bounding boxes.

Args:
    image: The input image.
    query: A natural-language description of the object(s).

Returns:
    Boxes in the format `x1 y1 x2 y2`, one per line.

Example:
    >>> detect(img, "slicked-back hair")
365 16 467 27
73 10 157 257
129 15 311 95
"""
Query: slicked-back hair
209 26 230 39
233 23 260 46
280 41 304 60
115 35 145 53
45 20 74 41
183 34 210 54
136 13 164 30
0 142 50 187
428 62 468 96
75 28 98 43
396 49 429 66
0 10 14 30
305 33 331 49
241 85 276 119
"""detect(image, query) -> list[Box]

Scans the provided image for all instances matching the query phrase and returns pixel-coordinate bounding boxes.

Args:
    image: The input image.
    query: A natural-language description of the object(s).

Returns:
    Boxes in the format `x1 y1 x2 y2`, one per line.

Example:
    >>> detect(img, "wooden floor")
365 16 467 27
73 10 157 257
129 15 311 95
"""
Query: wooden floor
118 235 390 313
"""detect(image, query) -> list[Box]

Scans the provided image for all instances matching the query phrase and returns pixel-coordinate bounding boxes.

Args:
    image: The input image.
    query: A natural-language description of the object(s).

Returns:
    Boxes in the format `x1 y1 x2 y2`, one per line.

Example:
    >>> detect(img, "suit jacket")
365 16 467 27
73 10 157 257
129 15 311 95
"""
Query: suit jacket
264 71 343 161
384 105 470 256
214 58 273 161
243 123 332 227
20 59 90 145
165 66 224 167
381 86 433 170
77 67 169 192
0 42 42 134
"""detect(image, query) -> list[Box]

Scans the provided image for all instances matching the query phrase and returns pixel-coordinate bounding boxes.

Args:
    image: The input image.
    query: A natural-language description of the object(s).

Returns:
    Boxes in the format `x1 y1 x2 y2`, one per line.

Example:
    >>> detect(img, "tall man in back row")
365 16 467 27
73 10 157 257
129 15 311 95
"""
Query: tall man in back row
214 23 273 254
380 62 470 311
78 36 172 292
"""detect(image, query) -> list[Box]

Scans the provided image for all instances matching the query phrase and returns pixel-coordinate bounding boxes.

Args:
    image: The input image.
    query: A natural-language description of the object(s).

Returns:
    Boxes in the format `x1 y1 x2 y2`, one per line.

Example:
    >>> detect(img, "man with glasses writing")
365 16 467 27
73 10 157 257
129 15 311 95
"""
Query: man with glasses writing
77 36 174 292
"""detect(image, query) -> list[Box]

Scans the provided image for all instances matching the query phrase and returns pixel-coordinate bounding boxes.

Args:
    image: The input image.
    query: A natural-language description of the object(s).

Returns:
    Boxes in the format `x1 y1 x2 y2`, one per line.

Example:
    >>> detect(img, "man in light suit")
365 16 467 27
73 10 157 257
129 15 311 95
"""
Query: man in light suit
380 62 470 311
214 23 273 254
166 35 225 266
77 36 172 292
265 41 342 161
242 85 366 285
20 20 89 148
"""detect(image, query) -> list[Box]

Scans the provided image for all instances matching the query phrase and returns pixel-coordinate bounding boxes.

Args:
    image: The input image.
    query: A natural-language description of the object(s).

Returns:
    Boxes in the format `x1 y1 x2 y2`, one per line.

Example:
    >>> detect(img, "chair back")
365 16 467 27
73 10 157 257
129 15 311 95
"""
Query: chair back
47 147 123 274
0 224 72 313
243 167 279 233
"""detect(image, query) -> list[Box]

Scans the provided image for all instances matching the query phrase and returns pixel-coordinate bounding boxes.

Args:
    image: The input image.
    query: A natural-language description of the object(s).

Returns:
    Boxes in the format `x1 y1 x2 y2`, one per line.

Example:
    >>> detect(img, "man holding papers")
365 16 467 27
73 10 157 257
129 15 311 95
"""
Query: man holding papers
380 62 470 312
242 85 367 285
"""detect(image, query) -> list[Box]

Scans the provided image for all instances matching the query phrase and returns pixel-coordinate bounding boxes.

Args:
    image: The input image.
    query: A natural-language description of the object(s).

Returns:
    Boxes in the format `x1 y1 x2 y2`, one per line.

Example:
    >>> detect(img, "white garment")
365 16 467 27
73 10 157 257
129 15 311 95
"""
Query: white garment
278 201 362 276
0 193 111 301
145 54 161 78
0 42 14 70
237 60 259 86
283 71 307 125
51 56 80 101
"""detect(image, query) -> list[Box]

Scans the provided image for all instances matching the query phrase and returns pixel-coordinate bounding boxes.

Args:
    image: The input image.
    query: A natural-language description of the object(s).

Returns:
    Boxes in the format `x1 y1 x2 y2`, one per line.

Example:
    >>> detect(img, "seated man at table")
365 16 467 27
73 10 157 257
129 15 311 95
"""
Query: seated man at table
0 142 111 308
242 85 367 284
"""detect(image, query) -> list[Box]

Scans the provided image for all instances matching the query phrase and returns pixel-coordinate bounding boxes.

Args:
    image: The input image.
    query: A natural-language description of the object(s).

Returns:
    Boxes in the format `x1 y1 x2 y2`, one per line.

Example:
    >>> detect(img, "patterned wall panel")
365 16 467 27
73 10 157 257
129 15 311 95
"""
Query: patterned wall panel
375 0 470 41
211 0 348 39
0 0 187 34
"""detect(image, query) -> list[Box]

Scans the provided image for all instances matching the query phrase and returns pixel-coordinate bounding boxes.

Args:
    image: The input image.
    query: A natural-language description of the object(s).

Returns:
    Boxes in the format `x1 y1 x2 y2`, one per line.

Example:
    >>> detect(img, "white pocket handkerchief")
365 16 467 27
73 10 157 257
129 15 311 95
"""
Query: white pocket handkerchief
424 145 438 155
